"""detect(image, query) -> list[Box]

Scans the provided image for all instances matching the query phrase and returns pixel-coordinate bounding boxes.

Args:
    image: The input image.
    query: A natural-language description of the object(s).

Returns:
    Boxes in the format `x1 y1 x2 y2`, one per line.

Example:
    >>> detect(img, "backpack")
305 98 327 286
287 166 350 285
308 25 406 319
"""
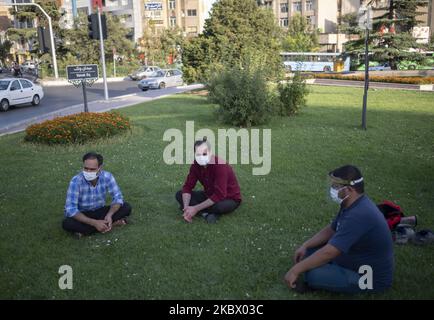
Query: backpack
377 200 404 230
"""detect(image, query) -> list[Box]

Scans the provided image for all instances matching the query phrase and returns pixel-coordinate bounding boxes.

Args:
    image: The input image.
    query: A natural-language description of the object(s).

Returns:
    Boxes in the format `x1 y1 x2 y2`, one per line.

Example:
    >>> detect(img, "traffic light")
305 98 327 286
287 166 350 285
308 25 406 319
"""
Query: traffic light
37 26 52 53
88 13 107 40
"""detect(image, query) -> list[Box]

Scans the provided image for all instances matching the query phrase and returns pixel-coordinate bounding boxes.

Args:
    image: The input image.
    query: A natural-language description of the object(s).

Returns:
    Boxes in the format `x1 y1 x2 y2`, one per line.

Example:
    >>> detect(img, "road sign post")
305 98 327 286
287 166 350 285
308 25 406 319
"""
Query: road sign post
358 6 372 130
66 64 99 112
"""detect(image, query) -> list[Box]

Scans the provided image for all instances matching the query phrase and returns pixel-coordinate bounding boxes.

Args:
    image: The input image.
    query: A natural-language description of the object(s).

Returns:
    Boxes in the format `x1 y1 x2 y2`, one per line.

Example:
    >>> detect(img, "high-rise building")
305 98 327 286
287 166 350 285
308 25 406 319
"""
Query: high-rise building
142 0 209 37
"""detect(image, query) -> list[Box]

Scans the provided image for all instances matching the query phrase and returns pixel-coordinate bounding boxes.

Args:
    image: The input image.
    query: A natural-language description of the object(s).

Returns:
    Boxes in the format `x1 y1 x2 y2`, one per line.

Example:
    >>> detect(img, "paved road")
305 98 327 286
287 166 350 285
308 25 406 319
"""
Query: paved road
0 79 192 132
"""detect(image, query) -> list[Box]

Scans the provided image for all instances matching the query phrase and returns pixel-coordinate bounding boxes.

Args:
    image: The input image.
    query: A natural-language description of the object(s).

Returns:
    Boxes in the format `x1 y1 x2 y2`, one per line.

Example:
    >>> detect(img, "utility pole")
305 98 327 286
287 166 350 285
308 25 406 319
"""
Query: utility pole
2 1 59 78
94 0 109 100
358 5 372 130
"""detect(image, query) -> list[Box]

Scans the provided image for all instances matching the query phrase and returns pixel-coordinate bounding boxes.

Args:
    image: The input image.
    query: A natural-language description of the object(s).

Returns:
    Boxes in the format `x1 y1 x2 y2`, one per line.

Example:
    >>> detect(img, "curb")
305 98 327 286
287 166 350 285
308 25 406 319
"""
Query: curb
0 84 204 136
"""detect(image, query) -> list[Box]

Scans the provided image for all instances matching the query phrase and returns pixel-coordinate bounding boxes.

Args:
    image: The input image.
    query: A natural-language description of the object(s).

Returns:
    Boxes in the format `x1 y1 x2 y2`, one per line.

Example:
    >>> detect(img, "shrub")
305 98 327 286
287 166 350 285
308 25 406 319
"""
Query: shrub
277 72 309 116
25 112 131 145
207 64 273 127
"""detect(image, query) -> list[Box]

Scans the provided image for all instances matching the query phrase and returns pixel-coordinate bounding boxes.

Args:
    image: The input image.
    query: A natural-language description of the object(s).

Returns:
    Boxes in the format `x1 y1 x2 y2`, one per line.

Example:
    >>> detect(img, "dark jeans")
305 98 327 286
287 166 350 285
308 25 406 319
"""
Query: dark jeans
62 202 132 235
303 247 362 294
175 190 240 216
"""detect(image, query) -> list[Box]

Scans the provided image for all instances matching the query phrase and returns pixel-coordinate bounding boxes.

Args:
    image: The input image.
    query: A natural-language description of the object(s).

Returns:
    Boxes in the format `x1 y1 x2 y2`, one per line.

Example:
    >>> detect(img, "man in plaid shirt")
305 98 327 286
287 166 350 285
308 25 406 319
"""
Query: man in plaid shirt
62 152 132 238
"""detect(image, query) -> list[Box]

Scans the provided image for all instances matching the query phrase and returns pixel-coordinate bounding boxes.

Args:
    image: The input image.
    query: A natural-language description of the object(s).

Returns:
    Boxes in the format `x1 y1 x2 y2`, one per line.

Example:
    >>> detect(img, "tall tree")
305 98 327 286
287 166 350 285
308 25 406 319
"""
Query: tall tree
281 14 319 52
345 0 429 69
7 0 65 54
62 13 136 65
182 0 282 82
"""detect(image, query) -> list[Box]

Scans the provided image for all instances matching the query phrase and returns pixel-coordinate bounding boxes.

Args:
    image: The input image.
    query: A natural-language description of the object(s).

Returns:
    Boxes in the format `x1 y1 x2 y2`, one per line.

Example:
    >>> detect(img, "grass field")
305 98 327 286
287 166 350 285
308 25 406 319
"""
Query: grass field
0 86 433 299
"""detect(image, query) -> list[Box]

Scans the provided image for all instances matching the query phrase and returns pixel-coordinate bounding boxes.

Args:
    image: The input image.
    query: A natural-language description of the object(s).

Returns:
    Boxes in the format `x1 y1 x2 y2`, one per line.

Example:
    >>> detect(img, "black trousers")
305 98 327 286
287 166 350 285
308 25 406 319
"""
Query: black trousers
175 190 240 216
62 202 132 235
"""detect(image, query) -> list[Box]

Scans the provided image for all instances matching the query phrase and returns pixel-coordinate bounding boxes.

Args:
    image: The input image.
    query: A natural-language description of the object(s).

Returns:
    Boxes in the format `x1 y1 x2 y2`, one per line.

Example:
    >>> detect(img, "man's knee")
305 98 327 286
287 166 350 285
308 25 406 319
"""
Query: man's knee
120 202 132 216
211 200 239 215
62 217 76 232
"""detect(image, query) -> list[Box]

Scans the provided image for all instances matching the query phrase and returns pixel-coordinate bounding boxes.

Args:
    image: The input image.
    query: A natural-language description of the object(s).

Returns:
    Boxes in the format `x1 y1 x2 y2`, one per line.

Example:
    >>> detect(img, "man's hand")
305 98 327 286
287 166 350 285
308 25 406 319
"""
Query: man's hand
93 220 111 233
183 206 198 223
104 214 113 229
284 267 300 289
294 245 307 263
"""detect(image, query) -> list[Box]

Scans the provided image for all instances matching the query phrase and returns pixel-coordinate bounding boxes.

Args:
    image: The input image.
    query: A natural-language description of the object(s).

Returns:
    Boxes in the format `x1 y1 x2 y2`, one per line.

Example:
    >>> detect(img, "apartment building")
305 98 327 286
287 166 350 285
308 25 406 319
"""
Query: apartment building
142 0 208 37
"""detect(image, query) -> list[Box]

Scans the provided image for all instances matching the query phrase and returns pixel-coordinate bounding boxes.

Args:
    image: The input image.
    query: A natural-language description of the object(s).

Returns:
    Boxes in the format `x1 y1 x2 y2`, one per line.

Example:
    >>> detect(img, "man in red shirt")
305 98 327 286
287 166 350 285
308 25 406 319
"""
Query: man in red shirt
175 137 242 224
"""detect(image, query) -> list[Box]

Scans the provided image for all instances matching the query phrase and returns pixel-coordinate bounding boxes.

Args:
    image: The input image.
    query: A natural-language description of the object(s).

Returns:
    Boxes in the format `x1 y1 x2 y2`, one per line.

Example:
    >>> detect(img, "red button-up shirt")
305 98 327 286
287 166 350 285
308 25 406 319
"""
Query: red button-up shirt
182 156 242 203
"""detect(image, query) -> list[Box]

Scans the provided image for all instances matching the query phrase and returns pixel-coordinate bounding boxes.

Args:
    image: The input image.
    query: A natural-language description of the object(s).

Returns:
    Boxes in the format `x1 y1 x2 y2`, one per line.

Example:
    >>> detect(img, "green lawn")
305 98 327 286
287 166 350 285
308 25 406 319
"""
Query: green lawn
1 86 433 299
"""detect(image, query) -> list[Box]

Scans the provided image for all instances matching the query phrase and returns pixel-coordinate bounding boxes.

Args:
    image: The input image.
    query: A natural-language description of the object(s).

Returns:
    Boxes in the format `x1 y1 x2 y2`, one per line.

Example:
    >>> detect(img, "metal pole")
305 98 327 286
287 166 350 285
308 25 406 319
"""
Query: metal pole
97 7 109 100
362 23 370 130
0 2 59 78
47 16 58 79
82 80 88 112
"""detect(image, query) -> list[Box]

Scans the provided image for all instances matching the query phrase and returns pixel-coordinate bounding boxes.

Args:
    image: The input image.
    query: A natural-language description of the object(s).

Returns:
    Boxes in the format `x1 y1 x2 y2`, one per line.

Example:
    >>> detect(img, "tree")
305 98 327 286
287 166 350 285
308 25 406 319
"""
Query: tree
0 40 13 65
345 0 429 70
182 0 282 83
7 0 66 55
281 14 319 52
62 13 136 65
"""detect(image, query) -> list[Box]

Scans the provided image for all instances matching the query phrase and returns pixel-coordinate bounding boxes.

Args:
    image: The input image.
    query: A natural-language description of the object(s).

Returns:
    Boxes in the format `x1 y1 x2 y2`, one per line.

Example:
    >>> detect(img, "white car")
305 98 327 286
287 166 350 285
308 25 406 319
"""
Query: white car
129 65 161 80
21 61 36 71
137 69 183 91
0 78 44 112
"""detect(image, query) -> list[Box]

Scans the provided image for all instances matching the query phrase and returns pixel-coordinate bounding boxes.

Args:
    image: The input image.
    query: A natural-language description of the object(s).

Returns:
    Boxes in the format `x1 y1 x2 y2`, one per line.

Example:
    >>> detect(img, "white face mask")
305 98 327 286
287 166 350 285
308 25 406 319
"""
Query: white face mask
83 170 98 181
329 186 348 205
195 155 210 166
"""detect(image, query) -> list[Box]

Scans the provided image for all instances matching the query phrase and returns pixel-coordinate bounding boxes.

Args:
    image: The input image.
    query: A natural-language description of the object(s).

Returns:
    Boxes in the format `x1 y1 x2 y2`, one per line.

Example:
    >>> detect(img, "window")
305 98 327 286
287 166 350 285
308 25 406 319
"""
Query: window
20 80 32 88
169 0 176 10
306 0 313 11
187 9 197 16
10 80 21 91
280 3 288 13
293 1 302 12
306 15 314 26
170 16 176 27
280 18 288 27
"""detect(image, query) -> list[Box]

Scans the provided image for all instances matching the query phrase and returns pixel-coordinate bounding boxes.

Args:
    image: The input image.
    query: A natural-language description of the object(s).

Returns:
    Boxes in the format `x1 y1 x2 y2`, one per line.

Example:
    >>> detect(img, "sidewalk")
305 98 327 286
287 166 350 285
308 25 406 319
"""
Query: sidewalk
0 84 204 136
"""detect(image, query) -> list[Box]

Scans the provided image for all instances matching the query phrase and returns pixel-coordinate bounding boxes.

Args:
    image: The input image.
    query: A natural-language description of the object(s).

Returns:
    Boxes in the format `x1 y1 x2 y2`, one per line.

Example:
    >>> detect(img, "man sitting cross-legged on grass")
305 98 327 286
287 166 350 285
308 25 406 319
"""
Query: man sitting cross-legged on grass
175 137 242 224
62 152 132 238
284 165 394 294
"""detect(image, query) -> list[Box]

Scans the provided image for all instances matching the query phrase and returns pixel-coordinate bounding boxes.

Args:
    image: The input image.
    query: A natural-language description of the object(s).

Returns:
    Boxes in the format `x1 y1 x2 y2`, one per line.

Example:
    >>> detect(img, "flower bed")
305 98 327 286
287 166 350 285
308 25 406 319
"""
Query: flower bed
313 73 434 85
25 112 131 144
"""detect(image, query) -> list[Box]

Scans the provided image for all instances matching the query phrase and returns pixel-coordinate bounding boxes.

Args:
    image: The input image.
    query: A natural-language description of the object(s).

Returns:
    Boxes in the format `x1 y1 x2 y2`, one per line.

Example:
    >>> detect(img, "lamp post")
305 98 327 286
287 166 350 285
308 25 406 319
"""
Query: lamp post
2 1 59 78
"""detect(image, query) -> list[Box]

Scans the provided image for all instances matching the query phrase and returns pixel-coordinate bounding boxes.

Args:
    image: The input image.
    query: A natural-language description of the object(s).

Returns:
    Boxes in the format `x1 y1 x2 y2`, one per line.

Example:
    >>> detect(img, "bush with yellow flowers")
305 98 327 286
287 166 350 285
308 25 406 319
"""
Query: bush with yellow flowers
25 112 131 144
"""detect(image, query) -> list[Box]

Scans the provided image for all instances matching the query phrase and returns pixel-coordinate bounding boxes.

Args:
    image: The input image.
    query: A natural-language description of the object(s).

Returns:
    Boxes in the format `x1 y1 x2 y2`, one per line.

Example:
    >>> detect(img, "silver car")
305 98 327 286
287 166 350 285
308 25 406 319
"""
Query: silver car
129 65 161 81
137 69 183 91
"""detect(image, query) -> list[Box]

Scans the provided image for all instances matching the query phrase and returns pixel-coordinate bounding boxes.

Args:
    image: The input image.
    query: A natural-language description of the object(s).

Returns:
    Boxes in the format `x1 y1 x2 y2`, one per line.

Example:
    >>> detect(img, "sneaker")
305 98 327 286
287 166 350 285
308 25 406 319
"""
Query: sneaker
205 213 218 224
411 229 434 246
393 226 415 244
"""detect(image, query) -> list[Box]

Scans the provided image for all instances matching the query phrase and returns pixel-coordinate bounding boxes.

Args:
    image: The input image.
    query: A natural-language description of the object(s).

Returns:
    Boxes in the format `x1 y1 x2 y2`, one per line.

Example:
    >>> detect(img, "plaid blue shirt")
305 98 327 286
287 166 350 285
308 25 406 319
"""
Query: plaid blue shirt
64 170 124 217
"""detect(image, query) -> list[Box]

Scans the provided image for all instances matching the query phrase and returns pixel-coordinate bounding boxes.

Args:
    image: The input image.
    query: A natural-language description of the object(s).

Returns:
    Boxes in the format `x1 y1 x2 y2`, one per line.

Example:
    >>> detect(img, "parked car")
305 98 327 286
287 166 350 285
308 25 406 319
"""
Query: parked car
137 69 183 91
21 60 36 71
129 65 161 80
0 78 44 112
356 62 392 71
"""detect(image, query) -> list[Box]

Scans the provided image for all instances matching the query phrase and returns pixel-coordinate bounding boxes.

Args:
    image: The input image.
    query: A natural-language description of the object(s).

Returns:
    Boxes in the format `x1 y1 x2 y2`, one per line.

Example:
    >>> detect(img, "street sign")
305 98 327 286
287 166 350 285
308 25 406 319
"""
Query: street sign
145 2 163 10
66 64 99 113
358 6 373 30
66 64 99 81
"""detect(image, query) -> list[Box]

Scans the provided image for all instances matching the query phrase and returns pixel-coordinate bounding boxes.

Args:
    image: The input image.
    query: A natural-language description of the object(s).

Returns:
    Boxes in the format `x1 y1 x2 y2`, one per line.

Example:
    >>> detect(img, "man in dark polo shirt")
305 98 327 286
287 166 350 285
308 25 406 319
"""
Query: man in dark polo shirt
284 165 394 293
175 137 242 224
